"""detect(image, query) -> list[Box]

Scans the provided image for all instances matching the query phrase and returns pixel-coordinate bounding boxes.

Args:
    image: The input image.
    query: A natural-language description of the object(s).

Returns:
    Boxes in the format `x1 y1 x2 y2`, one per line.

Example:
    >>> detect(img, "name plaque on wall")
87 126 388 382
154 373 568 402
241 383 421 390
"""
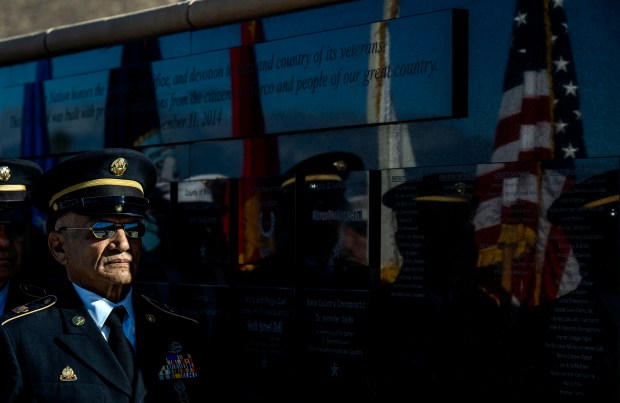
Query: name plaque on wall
299 288 372 399
234 286 297 401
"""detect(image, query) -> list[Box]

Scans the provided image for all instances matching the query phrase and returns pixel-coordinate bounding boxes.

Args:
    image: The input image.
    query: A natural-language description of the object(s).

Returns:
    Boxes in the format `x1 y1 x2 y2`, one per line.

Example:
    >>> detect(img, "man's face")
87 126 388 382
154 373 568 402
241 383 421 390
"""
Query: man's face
0 222 26 287
50 212 142 298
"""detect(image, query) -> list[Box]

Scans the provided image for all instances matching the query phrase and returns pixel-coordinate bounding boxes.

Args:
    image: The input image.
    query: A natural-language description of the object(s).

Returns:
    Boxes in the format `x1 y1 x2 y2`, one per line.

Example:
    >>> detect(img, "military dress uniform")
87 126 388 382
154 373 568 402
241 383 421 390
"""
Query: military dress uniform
0 288 205 402
0 149 209 402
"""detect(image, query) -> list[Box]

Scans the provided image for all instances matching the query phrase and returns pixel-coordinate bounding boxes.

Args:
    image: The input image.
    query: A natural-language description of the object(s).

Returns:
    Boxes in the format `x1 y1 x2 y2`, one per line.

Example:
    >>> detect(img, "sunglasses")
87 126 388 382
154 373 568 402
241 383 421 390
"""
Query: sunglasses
58 221 146 239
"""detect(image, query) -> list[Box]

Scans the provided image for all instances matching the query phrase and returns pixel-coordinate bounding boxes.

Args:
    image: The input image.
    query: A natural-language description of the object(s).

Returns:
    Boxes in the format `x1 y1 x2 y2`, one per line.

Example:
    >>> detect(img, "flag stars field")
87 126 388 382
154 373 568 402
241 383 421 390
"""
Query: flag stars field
564 81 578 96
553 56 569 72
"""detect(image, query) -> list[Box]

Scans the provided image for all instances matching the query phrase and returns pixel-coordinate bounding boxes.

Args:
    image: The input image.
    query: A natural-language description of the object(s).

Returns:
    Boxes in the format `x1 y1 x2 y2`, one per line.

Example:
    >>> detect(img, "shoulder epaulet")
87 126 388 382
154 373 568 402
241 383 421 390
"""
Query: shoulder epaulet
140 294 199 324
19 283 47 299
2 295 57 326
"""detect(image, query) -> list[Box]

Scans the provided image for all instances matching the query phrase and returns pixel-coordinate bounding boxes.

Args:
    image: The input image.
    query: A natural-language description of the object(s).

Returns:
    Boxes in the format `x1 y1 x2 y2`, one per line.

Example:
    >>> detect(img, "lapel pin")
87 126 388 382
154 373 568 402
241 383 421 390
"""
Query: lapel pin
59 365 78 381
71 315 86 326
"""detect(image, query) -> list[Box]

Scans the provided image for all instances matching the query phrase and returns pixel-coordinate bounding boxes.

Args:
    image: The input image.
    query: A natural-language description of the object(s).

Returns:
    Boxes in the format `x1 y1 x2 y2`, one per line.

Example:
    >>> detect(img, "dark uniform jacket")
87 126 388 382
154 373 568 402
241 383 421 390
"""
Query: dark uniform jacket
0 284 208 403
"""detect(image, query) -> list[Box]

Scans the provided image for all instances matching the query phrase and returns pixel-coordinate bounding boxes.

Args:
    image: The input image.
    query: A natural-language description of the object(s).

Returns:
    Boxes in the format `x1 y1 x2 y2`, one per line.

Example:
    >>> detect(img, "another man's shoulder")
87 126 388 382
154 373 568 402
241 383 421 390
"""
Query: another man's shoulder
1 295 58 326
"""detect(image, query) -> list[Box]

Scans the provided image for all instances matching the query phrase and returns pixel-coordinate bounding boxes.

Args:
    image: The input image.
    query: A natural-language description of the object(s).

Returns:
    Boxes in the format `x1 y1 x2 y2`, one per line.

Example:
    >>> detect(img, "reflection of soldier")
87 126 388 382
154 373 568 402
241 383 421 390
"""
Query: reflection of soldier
138 172 230 287
509 169 619 402
174 174 230 285
135 146 179 285
240 152 368 289
0 159 46 313
379 172 511 401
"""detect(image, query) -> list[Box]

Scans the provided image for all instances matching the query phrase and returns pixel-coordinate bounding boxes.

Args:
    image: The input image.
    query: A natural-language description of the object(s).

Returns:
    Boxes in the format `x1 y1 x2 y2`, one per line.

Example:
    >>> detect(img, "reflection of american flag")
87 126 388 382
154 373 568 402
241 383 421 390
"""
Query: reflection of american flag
232 20 280 267
473 0 586 307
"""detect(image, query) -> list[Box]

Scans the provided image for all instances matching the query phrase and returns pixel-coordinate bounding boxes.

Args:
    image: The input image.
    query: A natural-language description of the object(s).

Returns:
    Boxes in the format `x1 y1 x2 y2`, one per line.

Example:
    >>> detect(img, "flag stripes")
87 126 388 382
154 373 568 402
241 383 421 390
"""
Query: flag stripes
473 0 585 306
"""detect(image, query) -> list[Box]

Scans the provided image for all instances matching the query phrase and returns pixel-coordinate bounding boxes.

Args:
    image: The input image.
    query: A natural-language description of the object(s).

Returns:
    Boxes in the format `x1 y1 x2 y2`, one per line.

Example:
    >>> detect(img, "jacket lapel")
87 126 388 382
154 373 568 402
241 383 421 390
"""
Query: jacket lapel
56 307 133 396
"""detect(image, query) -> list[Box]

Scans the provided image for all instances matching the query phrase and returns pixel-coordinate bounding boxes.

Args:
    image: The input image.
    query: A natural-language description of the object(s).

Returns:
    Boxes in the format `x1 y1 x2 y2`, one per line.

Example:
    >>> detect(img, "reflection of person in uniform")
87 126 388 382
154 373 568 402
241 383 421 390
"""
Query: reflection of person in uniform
0 149 208 402
137 145 179 283
141 174 231 286
0 158 46 313
509 169 620 402
241 151 368 288
174 174 230 285
379 172 511 401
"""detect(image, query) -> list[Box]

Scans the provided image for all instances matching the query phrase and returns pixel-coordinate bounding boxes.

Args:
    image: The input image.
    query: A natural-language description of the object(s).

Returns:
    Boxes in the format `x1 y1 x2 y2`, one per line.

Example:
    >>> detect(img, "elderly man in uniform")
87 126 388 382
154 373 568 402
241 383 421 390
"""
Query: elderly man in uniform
0 148 207 402
0 158 45 313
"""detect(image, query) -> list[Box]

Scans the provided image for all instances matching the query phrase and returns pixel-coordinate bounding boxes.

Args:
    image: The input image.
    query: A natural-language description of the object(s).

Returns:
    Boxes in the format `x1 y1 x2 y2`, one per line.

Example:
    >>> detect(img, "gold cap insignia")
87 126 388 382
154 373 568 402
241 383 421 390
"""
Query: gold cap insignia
454 181 467 195
145 313 156 323
109 158 128 176
0 166 11 183
333 159 346 172
59 365 78 381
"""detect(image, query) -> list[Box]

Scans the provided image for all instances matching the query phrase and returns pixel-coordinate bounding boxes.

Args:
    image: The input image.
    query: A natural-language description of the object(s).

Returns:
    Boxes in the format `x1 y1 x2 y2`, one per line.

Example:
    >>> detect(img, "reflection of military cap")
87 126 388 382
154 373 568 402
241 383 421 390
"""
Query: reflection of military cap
382 172 476 209
547 169 619 228
32 148 157 221
280 152 364 209
281 151 364 188
0 159 42 223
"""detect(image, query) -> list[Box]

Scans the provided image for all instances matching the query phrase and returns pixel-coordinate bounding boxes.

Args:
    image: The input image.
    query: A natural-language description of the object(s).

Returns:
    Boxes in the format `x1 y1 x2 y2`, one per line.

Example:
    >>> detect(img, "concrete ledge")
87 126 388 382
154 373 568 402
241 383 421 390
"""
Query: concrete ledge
0 32 48 66
45 3 190 57
188 0 343 28
0 0 346 67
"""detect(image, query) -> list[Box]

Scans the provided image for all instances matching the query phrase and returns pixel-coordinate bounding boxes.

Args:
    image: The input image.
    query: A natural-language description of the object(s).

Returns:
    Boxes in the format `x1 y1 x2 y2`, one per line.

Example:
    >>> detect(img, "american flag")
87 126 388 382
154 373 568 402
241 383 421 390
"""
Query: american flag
473 0 586 307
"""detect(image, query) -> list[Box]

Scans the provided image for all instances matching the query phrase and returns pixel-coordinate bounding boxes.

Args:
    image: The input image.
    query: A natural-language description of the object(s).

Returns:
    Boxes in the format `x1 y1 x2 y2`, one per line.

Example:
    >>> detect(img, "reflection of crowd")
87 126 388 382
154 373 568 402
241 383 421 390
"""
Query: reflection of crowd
6 147 619 401
133 153 620 401
238 151 371 289
509 169 620 402
378 167 620 402
379 172 512 401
